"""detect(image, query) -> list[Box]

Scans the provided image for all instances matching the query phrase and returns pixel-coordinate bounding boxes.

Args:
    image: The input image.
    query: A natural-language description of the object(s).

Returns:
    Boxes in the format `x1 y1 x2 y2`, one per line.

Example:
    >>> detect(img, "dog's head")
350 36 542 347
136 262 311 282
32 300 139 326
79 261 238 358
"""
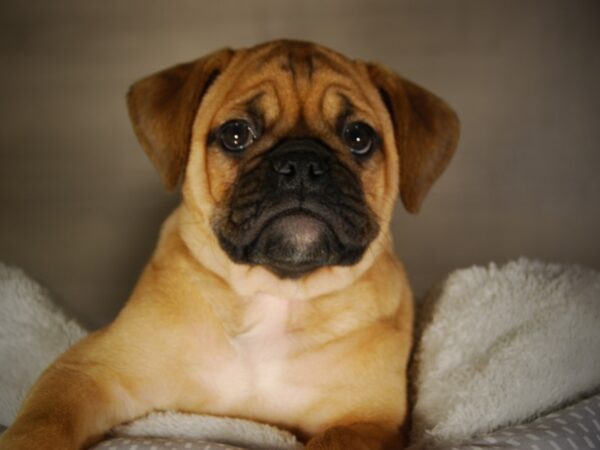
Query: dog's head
127 40 459 292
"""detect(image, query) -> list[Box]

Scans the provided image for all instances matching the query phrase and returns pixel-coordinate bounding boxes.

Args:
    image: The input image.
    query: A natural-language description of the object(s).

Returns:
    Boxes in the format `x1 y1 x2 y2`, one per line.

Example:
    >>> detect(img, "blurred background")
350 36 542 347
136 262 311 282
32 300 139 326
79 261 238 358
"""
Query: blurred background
0 0 598 329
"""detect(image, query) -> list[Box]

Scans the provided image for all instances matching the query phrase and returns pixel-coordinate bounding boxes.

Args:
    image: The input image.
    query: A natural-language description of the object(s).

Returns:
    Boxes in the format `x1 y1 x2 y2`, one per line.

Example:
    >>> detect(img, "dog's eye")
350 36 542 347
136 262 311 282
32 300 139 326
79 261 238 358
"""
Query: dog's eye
219 120 256 152
342 121 375 156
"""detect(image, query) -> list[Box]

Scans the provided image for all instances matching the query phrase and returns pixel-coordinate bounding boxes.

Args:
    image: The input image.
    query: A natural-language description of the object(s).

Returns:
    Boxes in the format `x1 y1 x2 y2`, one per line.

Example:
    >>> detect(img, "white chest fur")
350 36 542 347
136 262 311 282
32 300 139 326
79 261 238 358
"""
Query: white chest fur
201 293 316 418
232 292 298 386
237 292 293 344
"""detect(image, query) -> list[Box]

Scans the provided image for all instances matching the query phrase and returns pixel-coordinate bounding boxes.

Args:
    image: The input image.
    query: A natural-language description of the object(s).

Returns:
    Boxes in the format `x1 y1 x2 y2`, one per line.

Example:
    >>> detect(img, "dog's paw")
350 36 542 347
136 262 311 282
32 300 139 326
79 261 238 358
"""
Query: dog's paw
0 423 76 450
305 424 400 450
305 428 370 450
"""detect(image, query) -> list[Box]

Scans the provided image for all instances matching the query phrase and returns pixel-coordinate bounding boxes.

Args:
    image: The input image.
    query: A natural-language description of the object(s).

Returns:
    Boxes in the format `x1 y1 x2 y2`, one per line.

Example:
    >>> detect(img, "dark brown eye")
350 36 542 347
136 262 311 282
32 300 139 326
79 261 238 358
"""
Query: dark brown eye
219 119 256 152
342 121 375 156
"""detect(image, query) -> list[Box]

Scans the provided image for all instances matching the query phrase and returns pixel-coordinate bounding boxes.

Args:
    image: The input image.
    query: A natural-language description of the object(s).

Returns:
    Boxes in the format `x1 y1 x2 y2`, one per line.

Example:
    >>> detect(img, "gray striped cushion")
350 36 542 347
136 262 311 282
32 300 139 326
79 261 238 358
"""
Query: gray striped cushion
449 393 600 450
94 437 244 450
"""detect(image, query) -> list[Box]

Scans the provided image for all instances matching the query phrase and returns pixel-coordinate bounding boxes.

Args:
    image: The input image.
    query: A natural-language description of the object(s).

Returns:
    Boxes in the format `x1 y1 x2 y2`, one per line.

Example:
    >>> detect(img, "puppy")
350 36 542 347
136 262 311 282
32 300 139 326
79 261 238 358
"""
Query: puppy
0 40 459 449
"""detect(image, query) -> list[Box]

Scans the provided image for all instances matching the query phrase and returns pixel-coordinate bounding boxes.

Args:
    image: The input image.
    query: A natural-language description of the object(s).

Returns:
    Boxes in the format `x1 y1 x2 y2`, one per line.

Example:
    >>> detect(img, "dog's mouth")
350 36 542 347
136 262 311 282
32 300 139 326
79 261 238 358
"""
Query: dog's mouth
217 202 369 278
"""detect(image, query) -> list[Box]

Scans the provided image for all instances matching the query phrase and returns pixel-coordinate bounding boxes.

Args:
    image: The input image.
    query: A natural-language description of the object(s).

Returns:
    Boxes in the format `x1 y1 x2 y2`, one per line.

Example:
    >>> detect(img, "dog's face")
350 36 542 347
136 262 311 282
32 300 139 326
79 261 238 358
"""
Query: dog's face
204 45 388 279
127 40 459 285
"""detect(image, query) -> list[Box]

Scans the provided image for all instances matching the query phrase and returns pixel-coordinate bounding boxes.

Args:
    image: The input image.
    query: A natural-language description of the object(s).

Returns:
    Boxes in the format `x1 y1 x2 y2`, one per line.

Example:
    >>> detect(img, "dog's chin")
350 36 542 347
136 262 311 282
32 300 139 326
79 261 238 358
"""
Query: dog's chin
221 211 367 279
250 213 335 278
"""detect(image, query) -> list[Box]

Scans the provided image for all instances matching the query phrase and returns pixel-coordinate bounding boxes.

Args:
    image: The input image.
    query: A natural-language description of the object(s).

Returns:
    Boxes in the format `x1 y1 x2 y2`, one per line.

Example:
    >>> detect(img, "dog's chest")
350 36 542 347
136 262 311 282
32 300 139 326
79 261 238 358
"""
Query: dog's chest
202 293 317 416
229 293 296 387
237 292 291 343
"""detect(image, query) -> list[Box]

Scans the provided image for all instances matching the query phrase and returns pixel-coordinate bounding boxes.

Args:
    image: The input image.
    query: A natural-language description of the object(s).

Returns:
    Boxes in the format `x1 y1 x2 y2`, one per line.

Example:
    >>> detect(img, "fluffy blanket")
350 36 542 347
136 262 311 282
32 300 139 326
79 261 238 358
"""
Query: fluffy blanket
1 258 599 449
409 258 600 448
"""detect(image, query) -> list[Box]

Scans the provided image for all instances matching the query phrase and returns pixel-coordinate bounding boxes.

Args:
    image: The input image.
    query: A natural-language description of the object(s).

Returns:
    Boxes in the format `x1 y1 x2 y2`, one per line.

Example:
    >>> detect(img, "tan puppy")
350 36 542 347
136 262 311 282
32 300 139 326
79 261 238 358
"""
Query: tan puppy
0 40 458 449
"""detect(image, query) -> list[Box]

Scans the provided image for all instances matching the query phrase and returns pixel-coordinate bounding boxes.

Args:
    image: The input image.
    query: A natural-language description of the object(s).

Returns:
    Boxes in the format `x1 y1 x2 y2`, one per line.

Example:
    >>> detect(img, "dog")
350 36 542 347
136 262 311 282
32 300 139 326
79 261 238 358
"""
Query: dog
0 40 459 449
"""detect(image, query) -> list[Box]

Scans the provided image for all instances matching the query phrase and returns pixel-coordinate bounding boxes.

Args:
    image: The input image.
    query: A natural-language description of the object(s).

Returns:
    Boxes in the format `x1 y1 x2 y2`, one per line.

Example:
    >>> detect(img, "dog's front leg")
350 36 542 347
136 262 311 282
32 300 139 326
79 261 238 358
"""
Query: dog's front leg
0 331 161 450
305 423 404 450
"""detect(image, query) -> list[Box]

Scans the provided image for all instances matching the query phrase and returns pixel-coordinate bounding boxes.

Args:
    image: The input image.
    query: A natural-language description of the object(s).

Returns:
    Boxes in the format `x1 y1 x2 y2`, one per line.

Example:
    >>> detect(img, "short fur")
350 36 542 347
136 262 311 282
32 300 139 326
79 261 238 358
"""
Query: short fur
0 40 459 450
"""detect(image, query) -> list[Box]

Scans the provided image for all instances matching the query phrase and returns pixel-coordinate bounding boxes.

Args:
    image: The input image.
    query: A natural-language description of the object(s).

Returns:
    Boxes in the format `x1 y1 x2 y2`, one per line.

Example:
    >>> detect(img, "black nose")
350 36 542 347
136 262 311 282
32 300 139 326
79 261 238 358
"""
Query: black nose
269 139 330 191
272 153 327 177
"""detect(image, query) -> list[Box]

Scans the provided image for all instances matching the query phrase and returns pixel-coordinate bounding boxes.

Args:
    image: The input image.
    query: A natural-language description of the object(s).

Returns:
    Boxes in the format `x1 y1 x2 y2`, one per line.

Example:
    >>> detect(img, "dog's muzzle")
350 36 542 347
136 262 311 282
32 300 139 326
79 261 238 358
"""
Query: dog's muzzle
216 139 378 278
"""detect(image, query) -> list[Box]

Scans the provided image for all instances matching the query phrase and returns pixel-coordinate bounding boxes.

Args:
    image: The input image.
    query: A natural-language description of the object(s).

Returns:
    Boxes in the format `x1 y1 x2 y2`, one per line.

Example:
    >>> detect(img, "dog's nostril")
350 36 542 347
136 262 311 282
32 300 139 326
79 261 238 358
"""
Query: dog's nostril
309 161 325 177
272 159 296 176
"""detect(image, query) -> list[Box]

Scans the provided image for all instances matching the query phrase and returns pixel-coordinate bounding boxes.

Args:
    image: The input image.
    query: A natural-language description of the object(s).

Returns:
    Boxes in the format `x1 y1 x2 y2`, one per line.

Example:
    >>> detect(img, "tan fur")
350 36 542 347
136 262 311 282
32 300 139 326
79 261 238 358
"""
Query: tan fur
0 40 458 449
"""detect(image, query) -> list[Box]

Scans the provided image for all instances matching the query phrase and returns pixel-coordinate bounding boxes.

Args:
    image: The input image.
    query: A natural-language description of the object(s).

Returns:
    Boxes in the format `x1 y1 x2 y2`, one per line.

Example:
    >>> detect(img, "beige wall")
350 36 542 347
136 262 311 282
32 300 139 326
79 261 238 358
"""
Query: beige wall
1 1 599 328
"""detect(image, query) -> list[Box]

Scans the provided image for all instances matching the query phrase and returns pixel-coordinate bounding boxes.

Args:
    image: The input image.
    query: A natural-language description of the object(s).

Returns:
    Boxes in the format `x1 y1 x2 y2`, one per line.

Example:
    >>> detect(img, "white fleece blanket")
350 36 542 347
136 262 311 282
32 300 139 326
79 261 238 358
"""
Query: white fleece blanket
1 258 599 449
409 258 600 448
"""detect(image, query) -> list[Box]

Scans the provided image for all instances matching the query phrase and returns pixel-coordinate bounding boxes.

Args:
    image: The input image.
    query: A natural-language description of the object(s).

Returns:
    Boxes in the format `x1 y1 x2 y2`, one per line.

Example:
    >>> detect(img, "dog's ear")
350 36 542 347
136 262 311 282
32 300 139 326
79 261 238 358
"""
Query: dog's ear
366 63 460 213
127 48 234 190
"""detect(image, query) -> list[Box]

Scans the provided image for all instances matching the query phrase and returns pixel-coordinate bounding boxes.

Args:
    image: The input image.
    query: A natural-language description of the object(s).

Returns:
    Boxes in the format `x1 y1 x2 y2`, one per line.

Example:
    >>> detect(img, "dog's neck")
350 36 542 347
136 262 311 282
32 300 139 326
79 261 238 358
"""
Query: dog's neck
150 210 408 348
237 292 292 341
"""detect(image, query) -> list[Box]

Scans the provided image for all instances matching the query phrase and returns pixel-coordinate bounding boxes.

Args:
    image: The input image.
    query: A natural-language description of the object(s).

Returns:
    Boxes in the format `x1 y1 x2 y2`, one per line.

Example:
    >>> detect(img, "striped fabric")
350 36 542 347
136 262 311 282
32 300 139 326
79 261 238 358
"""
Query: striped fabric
449 393 600 450
93 437 243 450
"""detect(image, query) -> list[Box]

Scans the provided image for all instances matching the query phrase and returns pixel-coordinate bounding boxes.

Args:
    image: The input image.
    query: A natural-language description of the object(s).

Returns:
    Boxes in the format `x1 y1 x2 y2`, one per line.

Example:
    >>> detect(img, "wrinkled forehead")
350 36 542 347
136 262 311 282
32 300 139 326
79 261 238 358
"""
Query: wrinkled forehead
245 41 358 86
215 42 378 127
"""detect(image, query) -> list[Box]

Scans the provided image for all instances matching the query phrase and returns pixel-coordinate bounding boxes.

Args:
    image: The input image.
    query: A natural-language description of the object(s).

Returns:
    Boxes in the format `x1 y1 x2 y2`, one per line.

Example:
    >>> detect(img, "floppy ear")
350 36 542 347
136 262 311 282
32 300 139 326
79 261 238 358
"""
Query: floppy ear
127 48 234 190
367 63 460 213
